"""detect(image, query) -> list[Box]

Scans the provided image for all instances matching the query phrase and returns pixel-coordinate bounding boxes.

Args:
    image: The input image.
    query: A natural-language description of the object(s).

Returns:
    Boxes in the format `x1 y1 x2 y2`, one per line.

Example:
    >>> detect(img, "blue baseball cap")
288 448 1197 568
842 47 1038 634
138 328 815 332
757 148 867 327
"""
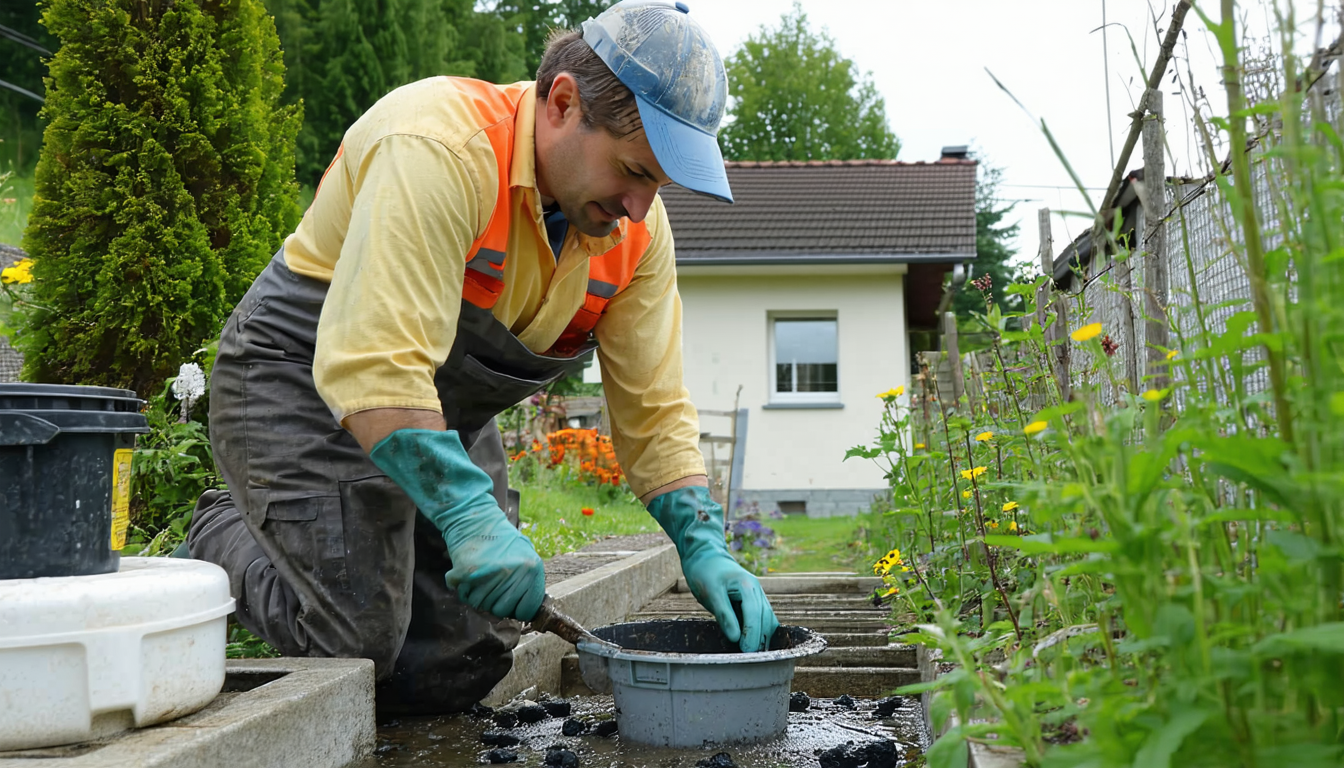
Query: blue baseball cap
582 1 733 203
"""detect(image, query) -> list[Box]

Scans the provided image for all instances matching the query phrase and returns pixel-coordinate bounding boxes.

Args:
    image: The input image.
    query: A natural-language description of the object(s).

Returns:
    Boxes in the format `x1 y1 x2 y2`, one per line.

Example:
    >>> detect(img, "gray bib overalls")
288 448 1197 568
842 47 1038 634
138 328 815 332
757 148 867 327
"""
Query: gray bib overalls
188 249 592 714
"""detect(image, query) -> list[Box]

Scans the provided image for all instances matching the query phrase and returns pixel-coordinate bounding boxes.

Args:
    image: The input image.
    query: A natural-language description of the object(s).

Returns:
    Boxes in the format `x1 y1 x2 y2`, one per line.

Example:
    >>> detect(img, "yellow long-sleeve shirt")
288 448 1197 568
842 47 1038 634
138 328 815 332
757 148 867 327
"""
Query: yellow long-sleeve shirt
281 77 705 497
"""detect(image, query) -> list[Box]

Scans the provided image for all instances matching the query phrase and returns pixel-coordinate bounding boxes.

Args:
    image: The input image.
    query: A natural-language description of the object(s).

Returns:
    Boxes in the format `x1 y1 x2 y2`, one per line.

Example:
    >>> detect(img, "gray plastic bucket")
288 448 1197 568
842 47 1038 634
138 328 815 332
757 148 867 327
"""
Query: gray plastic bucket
577 619 827 747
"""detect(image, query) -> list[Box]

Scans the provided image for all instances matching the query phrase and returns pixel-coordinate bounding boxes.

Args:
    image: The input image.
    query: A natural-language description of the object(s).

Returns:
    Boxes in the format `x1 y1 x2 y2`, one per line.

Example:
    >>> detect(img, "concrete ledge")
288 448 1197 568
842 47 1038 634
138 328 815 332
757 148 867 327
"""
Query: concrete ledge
0 658 375 768
918 643 1027 768
483 543 680 705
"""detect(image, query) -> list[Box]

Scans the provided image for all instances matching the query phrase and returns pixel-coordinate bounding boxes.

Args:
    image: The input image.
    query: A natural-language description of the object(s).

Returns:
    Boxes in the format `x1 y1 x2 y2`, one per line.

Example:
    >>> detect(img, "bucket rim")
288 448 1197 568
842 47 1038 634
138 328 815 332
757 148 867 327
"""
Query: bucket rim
577 618 828 665
0 383 143 402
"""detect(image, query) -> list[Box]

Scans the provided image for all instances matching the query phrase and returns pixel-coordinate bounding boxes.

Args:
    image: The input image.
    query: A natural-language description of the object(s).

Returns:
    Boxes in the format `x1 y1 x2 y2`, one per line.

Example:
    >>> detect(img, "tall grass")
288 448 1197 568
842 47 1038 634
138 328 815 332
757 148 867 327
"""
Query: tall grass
851 5 1344 767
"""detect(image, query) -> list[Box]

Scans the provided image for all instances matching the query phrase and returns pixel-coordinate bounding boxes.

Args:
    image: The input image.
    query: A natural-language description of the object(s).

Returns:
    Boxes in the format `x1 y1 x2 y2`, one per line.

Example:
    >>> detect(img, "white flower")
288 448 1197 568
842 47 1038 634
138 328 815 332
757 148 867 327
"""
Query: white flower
172 363 206 409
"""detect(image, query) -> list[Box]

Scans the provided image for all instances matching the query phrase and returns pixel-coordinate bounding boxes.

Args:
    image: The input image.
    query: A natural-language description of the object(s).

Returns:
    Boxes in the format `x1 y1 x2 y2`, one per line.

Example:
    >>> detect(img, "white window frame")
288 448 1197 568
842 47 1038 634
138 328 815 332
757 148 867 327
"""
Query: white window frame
767 311 840 405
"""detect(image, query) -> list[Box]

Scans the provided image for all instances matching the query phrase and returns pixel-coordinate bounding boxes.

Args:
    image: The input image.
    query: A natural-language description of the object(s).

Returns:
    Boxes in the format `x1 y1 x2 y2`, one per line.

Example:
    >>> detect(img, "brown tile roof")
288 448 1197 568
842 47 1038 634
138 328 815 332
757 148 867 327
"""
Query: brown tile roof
660 159 977 264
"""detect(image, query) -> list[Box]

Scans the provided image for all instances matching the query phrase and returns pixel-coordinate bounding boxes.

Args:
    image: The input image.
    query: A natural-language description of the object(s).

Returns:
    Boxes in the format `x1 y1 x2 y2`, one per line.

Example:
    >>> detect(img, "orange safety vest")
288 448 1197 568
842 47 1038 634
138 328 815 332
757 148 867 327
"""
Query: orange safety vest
454 81 652 357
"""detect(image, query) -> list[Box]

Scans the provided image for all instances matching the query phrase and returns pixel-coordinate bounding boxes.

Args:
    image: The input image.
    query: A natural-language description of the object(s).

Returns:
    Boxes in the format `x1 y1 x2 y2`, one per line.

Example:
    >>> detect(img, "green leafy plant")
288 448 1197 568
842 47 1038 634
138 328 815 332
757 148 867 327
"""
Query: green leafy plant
849 6 1344 765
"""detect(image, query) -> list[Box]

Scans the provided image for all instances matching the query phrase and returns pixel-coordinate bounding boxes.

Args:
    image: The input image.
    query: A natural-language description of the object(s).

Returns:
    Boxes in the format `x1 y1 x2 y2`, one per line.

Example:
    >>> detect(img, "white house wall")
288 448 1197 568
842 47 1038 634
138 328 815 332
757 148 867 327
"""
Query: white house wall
676 268 907 517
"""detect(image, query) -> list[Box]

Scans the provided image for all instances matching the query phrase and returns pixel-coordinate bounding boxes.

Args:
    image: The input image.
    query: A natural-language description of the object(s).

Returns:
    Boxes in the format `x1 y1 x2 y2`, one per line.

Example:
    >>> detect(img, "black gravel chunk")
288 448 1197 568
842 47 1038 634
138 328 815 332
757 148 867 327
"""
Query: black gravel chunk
516 704 549 724
562 718 589 737
481 731 522 747
834 694 857 710
872 696 904 719
818 742 862 768
695 752 737 768
493 712 519 729
486 748 519 764
857 739 899 768
379 719 401 728
545 748 580 768
542 700 572 718
470 703 495 718
817 739 898 768
592 720 619 737
788 691 811 712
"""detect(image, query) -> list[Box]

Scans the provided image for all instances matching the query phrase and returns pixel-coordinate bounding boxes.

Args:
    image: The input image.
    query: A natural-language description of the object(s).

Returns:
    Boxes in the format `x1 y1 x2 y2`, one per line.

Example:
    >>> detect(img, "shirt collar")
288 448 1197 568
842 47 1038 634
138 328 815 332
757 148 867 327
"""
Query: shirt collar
511 82 626 255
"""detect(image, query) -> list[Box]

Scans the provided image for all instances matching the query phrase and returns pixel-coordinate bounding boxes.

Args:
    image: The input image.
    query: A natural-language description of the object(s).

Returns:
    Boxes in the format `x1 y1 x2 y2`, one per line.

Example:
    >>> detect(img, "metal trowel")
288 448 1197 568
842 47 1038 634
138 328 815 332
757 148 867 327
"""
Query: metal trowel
528 595 618 693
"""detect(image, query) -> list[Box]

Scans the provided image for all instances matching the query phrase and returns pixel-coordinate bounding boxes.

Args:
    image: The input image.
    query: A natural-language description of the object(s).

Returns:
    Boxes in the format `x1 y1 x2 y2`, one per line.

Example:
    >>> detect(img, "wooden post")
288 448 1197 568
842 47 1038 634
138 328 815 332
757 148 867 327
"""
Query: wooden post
943 311 965 404
1034 208 1052 332
1142 89 1170 392
1038 210 1070 401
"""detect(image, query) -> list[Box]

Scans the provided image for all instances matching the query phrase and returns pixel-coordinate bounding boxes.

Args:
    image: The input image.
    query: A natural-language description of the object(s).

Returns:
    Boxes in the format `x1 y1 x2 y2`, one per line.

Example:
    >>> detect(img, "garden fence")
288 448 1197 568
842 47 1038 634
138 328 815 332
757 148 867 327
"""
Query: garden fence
921 67 1341 420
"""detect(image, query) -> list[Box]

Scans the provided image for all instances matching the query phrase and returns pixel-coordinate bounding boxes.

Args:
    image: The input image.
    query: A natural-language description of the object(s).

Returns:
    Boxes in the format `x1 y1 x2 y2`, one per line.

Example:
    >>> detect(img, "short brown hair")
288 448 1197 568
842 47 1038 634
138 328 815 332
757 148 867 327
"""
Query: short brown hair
536 29 643 138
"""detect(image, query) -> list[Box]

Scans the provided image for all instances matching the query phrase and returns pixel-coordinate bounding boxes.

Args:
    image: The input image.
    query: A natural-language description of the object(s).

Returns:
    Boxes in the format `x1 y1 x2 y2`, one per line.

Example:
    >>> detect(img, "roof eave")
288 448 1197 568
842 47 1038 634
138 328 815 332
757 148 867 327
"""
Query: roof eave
675 251 976 266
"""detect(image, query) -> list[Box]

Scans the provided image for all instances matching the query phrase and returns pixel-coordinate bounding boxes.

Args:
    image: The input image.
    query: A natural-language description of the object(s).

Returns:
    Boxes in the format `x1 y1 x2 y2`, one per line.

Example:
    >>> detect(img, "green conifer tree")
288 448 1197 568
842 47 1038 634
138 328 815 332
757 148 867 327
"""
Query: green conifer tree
19 0 300 395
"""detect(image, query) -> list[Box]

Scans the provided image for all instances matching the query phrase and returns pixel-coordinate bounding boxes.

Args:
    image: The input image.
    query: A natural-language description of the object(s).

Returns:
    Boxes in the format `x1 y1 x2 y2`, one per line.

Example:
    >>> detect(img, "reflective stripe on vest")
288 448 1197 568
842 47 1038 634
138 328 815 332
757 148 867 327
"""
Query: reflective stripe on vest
453 79 652 357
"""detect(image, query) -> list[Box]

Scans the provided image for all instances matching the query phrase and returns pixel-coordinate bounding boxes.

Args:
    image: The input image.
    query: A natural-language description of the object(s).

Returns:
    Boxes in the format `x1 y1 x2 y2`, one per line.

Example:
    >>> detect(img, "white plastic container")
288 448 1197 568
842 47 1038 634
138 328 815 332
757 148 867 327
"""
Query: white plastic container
0 557 235 751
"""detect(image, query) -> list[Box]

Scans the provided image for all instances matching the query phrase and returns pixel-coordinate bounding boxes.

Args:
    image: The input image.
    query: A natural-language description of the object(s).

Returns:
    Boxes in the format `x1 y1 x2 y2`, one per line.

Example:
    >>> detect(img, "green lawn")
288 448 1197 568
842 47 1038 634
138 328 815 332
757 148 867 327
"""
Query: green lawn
766 513 877 574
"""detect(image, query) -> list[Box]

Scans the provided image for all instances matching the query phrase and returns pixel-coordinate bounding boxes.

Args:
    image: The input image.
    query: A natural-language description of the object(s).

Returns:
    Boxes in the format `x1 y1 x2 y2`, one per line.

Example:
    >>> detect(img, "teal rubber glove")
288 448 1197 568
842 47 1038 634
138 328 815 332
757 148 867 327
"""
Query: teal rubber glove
647 486 780 652
369 429 545 621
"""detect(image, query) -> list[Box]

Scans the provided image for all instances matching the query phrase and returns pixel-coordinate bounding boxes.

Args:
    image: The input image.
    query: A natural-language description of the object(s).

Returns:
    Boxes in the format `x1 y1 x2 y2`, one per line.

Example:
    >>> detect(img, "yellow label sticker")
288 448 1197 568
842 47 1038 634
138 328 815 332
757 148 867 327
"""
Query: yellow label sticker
111 449 133 550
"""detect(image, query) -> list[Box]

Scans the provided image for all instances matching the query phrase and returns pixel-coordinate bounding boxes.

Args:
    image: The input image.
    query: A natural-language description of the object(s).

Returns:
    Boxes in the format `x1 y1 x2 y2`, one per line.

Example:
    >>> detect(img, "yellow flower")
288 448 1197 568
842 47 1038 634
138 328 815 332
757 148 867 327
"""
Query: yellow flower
962 490 972 499
975 431 993 442
1141 388 1169 402
914 443 925 449
1024 421 1048 435
1165 349 1180 361
1002 501 1019 512
877 386 905 400
1009 521 1019 532
1070 322 1103 342
959 466 987 481
987 520 1000 529
1 259 34 285
881 586 899 597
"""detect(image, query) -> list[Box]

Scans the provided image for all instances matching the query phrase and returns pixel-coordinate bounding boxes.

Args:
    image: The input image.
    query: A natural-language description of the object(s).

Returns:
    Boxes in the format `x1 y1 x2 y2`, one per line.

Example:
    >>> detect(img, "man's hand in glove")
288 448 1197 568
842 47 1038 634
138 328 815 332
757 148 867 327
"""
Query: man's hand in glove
369 429 545 621
646 485 779 652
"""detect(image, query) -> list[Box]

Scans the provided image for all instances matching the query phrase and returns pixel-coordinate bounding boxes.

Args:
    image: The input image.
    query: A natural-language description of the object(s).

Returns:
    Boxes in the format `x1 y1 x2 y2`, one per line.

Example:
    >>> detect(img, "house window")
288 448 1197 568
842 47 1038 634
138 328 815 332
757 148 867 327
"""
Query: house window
771 315 838 403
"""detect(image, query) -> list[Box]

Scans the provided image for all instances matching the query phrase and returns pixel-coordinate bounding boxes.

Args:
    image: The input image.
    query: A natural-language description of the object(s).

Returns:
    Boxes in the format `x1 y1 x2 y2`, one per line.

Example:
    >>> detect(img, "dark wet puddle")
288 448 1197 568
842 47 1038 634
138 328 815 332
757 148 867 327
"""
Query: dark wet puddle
358 695 928 767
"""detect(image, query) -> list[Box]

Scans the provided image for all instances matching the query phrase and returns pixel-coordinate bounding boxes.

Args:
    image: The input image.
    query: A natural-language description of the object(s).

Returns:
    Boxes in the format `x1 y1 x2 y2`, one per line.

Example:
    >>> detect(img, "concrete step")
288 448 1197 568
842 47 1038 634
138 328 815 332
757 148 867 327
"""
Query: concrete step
629 614 889 635
675 575 882 595
646 594 879 609
796 644 917 668
628 613 892 624
822 631 893 647
791 666 921 698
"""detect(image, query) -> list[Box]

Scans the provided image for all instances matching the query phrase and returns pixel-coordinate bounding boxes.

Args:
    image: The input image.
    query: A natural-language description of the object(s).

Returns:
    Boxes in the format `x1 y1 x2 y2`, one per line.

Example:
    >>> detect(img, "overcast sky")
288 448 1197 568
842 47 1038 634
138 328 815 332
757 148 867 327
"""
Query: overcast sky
686 1 1339 271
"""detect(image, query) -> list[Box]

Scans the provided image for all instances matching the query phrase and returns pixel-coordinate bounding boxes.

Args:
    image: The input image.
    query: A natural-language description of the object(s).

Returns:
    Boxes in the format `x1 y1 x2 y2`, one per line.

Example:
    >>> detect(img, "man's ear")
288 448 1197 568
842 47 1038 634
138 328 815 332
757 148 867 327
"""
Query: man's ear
545 73 583 129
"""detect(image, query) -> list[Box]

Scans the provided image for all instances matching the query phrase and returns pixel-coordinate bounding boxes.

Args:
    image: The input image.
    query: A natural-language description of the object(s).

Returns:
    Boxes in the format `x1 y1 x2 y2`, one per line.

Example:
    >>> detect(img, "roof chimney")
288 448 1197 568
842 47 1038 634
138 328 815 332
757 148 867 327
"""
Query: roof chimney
940 145 970 162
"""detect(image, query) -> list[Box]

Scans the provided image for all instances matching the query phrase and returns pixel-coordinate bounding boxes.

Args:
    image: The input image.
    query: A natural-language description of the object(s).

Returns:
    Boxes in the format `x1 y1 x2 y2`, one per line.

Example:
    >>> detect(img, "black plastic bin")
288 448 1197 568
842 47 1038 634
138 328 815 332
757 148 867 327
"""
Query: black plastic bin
0 384 149 580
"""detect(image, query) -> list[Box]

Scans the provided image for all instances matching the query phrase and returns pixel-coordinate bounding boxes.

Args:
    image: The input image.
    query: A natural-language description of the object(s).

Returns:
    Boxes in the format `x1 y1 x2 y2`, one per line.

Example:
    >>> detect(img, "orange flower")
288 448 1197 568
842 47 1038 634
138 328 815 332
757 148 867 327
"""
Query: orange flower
581 507 595 516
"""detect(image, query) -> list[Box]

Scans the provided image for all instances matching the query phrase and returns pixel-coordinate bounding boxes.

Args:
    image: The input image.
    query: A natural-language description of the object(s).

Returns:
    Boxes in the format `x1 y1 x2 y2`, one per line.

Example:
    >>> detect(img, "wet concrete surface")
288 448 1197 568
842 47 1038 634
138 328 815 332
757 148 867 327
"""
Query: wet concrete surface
357 694 928 768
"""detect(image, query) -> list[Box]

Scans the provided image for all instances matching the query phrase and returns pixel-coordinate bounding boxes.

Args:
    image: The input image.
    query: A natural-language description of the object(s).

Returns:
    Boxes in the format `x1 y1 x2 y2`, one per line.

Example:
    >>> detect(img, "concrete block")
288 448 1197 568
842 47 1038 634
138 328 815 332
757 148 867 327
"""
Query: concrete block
795 644 917 668
483 544 680 706
919 644 1028 768
0 658 374 768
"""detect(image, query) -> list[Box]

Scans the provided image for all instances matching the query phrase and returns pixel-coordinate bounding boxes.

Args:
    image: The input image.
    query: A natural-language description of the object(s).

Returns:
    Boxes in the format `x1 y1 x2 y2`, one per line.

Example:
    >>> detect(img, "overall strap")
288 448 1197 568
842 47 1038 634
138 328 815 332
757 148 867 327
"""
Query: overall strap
548 221 653 356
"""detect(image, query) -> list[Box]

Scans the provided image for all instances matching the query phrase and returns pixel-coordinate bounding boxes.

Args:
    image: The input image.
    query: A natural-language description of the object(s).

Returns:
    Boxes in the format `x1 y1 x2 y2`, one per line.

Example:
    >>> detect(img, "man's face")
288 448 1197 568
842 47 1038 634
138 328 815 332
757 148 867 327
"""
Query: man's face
536 76 672 238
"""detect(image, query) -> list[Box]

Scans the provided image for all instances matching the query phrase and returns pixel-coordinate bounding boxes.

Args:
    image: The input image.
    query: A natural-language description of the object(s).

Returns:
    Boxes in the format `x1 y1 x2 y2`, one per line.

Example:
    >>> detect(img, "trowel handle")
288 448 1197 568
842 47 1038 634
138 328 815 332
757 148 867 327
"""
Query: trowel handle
529 595 591 646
